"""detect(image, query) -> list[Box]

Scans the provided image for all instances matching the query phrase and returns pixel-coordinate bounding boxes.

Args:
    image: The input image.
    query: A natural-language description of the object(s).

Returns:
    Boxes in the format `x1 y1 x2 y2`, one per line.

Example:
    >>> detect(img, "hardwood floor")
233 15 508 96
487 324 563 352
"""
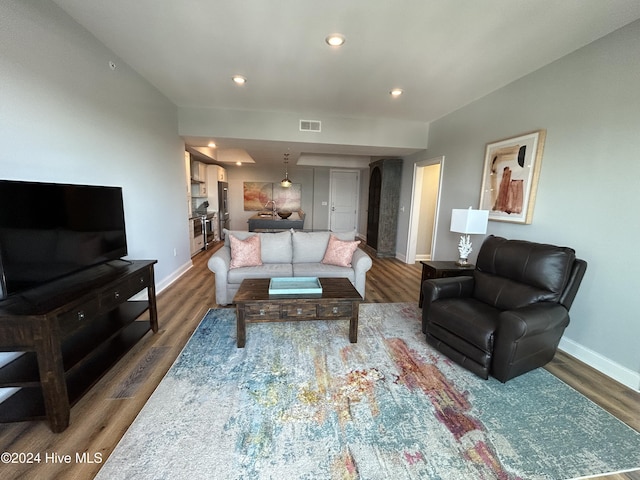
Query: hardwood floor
0 246 638 479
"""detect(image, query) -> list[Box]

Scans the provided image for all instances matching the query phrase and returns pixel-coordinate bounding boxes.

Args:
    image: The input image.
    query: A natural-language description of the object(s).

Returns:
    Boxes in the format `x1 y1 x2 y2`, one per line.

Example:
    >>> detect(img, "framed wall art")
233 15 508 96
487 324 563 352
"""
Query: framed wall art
479 129 546 224
243 182 301 211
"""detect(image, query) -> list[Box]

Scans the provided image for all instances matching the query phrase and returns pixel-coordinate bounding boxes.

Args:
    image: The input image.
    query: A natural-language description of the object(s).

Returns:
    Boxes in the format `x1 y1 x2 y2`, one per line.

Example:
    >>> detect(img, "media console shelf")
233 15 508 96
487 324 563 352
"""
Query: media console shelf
0 259 157 432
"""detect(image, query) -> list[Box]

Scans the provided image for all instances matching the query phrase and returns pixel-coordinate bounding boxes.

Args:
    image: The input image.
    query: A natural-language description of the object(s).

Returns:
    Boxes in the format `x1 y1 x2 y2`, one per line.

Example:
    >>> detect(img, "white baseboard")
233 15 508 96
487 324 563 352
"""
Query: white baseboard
131 259 193 301
156 260 193 295
559 337 640 392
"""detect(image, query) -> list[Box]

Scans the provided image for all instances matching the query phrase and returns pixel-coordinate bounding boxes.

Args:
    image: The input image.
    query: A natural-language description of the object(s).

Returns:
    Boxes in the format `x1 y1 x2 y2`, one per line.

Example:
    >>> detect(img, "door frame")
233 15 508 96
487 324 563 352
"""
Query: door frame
328 169 360 232
406 156 445 264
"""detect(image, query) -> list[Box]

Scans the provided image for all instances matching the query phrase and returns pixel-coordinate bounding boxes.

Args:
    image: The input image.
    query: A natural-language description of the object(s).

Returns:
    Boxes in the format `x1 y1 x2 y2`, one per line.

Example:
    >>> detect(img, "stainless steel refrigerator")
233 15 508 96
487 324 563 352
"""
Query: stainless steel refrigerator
218 182 229 239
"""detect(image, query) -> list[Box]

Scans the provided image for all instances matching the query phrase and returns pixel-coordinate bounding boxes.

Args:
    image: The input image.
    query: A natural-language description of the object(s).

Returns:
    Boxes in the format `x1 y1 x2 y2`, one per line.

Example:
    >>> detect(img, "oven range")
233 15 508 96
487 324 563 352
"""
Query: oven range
190 212 217 256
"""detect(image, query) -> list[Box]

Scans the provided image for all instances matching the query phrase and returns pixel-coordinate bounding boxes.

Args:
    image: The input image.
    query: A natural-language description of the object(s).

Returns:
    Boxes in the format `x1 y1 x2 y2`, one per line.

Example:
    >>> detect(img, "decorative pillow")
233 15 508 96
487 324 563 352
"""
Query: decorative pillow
229 234 262 269
321 234 360 267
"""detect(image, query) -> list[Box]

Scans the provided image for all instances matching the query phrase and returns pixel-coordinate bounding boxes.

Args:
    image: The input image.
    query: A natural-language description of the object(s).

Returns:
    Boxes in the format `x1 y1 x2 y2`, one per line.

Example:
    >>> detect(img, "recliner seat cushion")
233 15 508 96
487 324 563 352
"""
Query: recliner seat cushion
427 298 500 356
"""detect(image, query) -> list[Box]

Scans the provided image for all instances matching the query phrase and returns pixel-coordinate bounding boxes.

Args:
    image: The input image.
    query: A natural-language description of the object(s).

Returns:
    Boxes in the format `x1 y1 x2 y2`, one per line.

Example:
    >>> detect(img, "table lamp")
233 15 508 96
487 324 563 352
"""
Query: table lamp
450 207 489 266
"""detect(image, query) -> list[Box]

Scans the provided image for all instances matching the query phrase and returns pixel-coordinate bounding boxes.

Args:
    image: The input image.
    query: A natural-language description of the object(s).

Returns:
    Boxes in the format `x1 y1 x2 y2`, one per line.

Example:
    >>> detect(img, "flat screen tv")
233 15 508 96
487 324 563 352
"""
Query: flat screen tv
0 180 127 300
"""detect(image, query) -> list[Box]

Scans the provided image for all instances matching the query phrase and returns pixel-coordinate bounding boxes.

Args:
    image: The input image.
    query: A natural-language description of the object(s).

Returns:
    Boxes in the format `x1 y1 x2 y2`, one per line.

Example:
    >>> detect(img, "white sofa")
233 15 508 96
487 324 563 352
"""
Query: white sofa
207 229 373 306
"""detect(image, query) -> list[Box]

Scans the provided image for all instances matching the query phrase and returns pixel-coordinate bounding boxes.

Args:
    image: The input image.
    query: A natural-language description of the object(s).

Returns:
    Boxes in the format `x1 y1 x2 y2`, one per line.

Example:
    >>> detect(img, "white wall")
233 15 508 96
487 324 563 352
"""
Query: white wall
399 20 640 389
179 107 429 152
0 1 191 293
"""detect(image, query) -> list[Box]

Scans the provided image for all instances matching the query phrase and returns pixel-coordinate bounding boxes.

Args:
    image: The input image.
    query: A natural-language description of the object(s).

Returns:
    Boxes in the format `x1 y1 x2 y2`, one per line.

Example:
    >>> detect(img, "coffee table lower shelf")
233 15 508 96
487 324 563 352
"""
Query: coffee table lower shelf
232 277 362 348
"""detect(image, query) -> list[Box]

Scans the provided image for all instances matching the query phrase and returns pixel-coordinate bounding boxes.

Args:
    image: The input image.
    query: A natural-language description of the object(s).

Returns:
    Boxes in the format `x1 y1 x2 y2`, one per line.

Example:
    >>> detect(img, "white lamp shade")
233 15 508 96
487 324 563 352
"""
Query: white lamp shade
450 208 489 234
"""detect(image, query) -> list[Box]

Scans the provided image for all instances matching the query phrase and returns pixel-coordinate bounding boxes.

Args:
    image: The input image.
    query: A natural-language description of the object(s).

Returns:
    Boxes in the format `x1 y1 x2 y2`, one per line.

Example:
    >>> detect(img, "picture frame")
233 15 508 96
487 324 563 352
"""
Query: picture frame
243 182 301 211
479 129 546 224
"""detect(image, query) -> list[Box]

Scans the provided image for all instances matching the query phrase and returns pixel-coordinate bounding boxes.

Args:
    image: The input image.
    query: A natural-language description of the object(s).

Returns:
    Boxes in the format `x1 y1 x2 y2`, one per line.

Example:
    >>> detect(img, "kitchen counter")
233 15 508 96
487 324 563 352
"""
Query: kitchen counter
247 212 305 232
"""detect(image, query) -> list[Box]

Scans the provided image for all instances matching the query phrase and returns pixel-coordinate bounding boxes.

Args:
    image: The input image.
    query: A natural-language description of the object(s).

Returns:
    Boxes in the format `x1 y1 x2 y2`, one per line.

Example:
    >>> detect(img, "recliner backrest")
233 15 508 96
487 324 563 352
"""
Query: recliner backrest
473 235 576 310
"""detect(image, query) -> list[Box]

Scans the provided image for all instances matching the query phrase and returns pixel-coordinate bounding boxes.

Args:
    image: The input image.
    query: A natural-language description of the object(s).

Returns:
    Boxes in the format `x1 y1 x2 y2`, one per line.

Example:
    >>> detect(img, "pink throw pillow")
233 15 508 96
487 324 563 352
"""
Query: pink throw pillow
229 234 262 269
322 234 360 267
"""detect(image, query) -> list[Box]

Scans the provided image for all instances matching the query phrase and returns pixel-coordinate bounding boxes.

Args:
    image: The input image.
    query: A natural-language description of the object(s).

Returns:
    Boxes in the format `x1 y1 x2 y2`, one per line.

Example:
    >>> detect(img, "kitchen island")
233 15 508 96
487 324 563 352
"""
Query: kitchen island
247 212 305 232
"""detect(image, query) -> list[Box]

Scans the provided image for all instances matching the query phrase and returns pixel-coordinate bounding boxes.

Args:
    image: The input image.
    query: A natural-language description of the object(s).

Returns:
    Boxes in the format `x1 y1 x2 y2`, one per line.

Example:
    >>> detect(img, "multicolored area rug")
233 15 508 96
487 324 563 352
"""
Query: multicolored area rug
96 304 640 480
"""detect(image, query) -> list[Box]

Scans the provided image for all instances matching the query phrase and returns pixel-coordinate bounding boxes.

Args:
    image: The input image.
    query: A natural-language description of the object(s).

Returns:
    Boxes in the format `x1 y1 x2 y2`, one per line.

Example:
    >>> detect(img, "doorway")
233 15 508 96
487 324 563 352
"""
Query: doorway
366 166 382 248
406 156 444 264
329 169 360 232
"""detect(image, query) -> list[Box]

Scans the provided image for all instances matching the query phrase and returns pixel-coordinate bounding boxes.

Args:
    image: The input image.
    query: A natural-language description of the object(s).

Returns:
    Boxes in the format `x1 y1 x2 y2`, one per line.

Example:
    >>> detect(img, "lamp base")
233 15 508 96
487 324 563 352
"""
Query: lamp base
456 234 473 267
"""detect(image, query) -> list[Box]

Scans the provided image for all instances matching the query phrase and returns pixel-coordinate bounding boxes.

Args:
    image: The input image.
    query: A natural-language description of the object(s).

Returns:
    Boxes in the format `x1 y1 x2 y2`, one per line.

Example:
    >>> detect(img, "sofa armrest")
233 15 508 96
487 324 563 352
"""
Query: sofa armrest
207 246 232 305
352 248 372 274
351 248 372 299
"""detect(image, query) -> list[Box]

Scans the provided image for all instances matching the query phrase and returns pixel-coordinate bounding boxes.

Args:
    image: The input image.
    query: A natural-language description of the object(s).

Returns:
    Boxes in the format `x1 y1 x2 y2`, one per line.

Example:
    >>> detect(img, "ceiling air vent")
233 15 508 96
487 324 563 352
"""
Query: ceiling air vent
299 120 321 132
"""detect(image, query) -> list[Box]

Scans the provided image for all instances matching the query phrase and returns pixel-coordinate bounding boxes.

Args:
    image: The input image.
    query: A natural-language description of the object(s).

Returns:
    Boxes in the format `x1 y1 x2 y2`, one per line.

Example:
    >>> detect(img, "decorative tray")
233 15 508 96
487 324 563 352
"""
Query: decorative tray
268 277 322 295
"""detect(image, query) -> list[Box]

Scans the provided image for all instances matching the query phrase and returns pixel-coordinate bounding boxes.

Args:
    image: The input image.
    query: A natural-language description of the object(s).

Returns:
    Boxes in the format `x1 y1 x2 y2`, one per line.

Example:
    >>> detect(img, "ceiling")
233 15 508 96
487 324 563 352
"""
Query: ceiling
52 0 640 166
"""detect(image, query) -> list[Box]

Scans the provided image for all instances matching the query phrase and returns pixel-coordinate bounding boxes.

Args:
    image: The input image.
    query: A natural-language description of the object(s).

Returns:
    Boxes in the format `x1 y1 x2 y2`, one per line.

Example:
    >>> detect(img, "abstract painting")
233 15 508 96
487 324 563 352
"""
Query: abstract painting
479 130 546 224
244 182 301 211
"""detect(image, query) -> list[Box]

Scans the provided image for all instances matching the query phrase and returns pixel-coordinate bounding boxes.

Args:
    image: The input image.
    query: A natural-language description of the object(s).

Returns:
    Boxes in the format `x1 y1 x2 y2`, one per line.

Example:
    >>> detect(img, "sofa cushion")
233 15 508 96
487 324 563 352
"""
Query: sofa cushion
292 263 355 282
224 229 253 246
321 234 360 267
259 230 292 264
227 264 293 284
292 230 356 263
224 229 292 264
229 234 262 269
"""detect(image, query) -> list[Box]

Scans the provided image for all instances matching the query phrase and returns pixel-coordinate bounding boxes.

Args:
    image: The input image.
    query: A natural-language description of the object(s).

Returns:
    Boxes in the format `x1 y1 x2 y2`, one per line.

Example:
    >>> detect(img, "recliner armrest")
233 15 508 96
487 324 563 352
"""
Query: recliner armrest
421 276 475 334
492 302 570 382
422 276 474 305
496 303 569 341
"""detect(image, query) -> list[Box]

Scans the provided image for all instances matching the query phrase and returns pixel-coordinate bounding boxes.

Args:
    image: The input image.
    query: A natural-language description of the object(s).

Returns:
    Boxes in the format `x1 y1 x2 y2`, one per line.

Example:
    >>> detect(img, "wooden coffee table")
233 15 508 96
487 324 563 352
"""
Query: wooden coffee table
232 277 362 348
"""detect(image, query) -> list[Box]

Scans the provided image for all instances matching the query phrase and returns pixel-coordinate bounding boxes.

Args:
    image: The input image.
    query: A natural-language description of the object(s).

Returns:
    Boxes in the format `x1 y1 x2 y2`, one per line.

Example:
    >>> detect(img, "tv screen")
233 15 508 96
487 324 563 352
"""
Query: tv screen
0 180 127 300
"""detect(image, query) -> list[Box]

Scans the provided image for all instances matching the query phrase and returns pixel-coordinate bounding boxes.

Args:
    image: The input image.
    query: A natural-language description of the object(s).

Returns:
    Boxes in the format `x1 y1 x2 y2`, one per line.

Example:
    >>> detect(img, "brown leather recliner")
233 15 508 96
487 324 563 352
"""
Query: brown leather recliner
422 235 587 382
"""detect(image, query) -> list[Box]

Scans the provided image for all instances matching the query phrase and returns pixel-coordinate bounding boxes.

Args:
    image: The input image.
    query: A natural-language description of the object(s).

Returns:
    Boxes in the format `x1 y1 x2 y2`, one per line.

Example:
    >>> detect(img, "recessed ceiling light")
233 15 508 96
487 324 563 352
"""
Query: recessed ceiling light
325 34 346 47
232 75 247 85
236 161 242 166
207 141 216 148
390 88 403 97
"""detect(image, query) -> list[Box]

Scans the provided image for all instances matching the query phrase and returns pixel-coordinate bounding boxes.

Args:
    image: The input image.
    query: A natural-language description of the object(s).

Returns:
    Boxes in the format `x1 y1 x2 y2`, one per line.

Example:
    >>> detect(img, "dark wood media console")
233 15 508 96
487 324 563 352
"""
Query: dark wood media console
0 259 157 432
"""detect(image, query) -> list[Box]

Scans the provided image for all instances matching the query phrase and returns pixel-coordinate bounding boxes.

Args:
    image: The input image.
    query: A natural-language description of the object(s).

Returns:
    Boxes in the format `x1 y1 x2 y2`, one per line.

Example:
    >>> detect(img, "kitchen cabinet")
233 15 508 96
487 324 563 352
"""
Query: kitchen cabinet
189 218 205 256
215 165 227 182
247 213 305 231
190 183 206 198
191 160 207 182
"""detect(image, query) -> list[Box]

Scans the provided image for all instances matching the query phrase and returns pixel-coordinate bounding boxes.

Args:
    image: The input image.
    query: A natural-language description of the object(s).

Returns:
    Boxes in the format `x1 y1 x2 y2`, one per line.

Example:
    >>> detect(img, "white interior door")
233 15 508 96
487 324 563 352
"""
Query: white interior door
329 170 360 232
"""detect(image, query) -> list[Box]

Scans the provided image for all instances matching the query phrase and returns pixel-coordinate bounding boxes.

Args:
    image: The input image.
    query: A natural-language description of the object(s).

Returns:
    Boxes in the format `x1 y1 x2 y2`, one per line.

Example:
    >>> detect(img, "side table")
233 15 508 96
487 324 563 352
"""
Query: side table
419 261 475 307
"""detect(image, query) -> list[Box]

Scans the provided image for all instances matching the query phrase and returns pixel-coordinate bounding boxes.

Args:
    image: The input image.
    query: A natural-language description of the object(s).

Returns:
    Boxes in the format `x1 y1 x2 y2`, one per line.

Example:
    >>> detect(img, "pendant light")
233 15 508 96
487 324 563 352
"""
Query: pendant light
281 153 292 187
